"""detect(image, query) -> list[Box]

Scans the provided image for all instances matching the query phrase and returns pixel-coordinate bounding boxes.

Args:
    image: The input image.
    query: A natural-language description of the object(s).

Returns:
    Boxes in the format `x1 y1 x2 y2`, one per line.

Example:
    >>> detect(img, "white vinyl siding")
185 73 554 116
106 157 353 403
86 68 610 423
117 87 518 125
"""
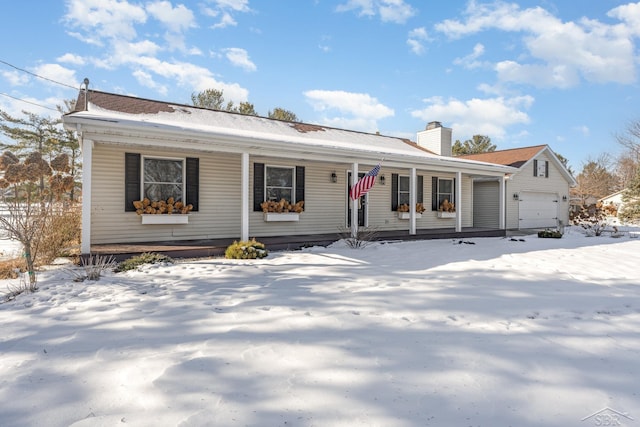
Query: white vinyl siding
506 152 571 229
91 144 242 244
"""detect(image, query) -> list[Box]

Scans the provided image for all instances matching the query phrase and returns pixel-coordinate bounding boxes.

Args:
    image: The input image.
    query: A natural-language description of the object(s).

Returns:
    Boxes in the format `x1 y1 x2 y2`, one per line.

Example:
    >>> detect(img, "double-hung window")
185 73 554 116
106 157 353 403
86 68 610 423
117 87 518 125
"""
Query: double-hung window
398 176 410 206
143 157 185 202
265 166 295 203
436 178 453 208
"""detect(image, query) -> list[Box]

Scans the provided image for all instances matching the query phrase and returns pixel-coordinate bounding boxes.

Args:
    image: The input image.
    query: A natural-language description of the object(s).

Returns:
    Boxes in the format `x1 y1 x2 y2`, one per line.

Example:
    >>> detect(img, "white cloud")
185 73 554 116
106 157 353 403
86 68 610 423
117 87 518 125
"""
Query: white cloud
132 56 249 102
2 70 30 86
224 48 257 72
336 0 415 24
574 125 590 136
303 89 394 132
132 69 168 95
205 0 251 29
608 2 640 37
57 53 86 66
146 1 196 33
407 27 429 55
33 63 78 88
453 43 485 69
63 0 147 42
410 95 534 139
435 1 638 87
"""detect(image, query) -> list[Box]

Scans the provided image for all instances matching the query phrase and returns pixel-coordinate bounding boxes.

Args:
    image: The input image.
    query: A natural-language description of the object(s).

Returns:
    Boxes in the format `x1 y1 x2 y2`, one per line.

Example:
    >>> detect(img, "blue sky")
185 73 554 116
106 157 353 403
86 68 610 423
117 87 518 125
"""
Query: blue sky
2 0 640 170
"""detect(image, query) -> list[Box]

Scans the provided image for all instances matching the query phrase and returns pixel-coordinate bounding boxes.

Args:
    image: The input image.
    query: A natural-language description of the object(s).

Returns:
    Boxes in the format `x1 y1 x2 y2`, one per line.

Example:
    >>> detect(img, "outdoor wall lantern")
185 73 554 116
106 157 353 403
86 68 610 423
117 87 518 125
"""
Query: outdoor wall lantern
513 193 519 200
562 195 567 201
379 174 386 185
331 171 338 183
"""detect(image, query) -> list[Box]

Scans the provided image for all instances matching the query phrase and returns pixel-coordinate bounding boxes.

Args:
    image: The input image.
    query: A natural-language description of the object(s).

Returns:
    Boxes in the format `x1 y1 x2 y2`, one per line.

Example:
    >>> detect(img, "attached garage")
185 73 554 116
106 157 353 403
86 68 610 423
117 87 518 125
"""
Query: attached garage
518 191 559 229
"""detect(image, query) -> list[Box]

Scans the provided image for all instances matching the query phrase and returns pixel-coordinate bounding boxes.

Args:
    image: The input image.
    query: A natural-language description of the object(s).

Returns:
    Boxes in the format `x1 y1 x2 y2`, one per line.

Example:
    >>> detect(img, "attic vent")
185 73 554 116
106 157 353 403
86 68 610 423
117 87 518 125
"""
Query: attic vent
426 121 442 130
291 123 326 133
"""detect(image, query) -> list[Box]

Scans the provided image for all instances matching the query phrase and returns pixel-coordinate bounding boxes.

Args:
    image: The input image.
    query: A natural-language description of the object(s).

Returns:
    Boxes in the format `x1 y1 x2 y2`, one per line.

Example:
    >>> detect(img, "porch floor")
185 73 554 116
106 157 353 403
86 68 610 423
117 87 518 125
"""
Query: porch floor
90 227 506 261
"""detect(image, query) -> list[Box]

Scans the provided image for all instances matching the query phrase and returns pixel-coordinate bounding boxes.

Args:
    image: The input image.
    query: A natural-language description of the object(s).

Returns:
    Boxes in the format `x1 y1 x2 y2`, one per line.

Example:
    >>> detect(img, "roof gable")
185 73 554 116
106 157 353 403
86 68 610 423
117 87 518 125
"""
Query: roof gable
457 145 547 168
458 145 576 186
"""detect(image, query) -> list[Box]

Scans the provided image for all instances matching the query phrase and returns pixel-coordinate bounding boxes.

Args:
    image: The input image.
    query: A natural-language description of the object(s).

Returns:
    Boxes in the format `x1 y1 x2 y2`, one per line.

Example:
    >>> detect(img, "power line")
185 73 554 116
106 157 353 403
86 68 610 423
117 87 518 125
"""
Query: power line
0 92 59 112
0 59 78 90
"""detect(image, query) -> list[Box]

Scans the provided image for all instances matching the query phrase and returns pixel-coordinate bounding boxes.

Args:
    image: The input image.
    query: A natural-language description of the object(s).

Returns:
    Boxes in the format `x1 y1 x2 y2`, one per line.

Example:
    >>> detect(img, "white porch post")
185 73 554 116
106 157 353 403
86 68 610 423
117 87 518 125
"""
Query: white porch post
351 162 358 238
499 175 506 230
409 167 417 235
241 152 249 241
80 137 93 255
456 171 462 232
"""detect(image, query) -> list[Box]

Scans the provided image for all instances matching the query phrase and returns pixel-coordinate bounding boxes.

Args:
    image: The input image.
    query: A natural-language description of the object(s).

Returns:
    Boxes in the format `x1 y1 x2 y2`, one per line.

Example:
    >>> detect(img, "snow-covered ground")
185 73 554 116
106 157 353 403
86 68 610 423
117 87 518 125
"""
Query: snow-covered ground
1 227 639 427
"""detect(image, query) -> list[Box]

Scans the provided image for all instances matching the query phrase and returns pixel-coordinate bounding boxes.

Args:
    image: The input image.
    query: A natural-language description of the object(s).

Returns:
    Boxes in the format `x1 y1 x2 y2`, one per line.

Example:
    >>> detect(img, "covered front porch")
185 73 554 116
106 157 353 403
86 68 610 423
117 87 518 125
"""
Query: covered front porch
90 227 506 261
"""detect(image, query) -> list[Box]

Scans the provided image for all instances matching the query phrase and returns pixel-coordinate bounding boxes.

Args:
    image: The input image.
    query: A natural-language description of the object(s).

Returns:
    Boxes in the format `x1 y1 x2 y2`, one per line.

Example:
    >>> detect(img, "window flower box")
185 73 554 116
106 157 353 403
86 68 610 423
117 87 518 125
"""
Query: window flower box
141 214 189 225
437 211 456 219
264 212 300 222
398 212 422 220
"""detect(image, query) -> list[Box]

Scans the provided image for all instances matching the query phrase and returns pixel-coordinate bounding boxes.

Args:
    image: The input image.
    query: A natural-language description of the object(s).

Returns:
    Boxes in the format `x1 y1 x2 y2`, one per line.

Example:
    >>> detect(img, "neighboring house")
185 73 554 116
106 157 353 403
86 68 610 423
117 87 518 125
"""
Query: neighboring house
459 146 577 230
599 190 625 223
63 90 568 255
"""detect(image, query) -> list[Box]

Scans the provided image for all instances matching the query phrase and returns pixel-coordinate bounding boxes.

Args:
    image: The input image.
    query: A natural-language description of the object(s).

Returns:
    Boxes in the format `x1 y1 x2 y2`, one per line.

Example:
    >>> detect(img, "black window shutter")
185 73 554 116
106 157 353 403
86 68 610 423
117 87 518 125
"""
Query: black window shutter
185 157 199 211
533 159 538 177
453 178 456 204
417 175 424 204
391 173 399 211
431 177 438 211
125 153 141 212
253 163 265 211
295 166 305 207
545 161 549 178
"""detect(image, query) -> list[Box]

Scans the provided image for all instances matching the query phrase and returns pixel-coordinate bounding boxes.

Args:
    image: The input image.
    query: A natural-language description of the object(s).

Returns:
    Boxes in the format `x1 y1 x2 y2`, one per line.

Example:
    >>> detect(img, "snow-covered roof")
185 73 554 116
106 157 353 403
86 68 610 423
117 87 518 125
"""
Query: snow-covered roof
64 90 516 175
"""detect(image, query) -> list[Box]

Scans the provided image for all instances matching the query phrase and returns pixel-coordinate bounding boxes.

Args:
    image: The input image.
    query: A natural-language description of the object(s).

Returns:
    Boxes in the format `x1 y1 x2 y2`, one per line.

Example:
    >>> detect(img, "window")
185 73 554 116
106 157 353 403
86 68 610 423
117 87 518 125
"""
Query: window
265 166 295 203
534 159 549 178
125 153 198 212
398 176 410 206
143 157 184 201
436 178 454 207
431 176 455 211
391 174 423 211
253 163 305 212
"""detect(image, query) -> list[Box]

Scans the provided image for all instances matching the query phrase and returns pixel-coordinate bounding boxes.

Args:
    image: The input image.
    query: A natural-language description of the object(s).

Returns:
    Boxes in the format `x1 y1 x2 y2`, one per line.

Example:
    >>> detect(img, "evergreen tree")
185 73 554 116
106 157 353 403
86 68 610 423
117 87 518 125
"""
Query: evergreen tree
268 107 298 122
191 88 229 110
618 168 640 223
452 135 496 155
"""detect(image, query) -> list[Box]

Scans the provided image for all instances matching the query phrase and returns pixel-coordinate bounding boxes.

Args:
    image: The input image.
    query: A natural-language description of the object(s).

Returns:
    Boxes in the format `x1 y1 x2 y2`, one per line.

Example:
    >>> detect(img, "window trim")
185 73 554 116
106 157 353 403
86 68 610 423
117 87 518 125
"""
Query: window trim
141 155 186 202
264 164 296 203
431 176 456 211
397 175 410 207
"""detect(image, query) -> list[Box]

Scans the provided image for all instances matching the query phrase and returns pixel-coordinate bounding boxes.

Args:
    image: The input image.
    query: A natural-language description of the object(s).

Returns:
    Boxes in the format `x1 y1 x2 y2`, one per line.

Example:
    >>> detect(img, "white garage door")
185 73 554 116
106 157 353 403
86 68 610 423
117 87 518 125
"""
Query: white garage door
519 191 558 229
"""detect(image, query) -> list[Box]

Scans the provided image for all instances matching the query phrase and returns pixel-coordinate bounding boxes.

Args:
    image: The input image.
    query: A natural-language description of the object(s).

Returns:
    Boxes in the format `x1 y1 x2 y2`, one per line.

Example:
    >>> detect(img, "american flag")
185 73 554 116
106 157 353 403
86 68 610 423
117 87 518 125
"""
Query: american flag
350 164 381 200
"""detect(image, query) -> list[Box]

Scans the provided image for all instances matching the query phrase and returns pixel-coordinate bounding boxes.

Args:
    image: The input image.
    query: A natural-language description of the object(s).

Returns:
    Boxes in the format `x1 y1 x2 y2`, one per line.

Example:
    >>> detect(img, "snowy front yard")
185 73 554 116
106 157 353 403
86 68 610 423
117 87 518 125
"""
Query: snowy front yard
1 228 639 426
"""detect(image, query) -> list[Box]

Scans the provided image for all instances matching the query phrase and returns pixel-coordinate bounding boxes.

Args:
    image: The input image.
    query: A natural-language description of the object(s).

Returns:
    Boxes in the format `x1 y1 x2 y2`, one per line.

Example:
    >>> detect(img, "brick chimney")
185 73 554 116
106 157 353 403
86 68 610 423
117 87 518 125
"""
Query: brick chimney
416 121 452 156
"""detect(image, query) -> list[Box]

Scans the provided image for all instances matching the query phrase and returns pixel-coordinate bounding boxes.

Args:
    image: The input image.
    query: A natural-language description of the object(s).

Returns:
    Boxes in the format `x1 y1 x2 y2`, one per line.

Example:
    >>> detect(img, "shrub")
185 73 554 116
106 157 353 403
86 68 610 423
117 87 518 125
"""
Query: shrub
225 239 268 259
337 226 379 249
538 229 563 238
67 254 116 281
114 252 174 272
36 207 81 265
0 258 25 280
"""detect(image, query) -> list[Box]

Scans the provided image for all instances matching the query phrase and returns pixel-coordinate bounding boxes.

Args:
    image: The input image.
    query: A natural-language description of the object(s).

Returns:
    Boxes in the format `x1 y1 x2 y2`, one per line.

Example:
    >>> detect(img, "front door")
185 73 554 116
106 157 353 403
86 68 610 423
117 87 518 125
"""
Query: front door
347 172 366 227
